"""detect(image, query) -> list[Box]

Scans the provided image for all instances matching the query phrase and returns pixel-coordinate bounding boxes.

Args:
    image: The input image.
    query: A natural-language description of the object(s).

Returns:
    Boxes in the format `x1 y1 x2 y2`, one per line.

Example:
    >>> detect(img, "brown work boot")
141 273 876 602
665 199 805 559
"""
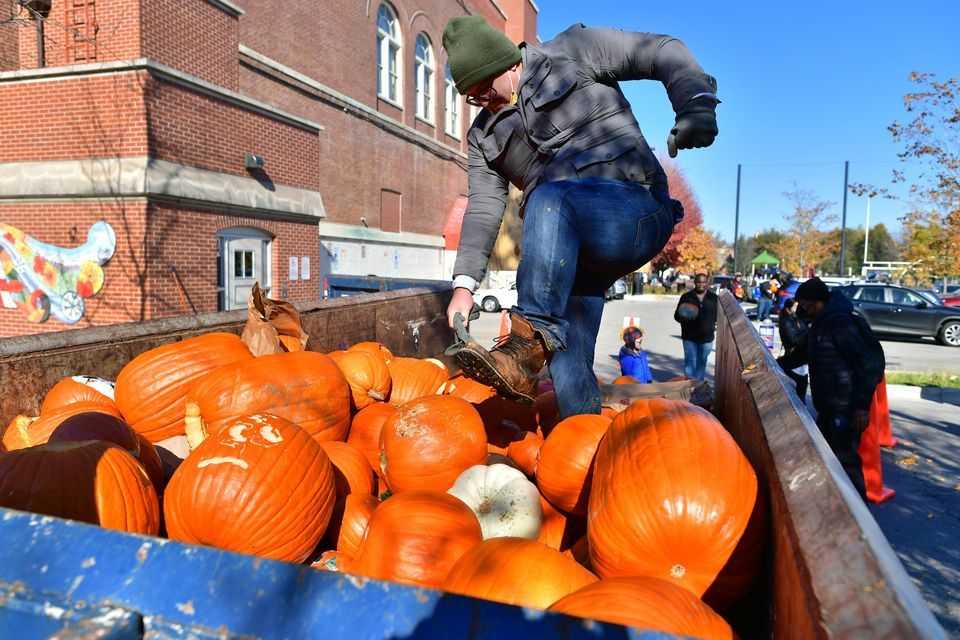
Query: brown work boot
455 313 547 406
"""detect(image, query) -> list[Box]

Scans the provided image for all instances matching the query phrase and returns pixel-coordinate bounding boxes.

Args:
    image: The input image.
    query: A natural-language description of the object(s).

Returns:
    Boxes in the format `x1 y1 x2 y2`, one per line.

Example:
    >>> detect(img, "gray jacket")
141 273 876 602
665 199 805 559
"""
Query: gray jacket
453 24 718 283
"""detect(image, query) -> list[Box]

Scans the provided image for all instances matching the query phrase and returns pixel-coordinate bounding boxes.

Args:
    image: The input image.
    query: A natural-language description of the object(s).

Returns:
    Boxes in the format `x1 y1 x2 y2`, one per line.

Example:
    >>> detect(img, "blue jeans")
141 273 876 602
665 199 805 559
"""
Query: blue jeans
514 178 675 419
682 339 713 380
757 297 773 321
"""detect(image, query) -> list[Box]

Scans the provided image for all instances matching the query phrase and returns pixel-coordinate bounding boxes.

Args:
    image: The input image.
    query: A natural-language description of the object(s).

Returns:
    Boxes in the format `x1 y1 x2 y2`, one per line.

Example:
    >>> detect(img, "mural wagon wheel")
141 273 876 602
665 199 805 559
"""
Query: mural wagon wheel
60 291 85 324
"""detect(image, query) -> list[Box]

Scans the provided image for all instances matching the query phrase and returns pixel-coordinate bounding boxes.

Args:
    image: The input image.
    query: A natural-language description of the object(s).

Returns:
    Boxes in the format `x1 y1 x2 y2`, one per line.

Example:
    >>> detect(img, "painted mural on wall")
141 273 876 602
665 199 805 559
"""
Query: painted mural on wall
0 222 116 324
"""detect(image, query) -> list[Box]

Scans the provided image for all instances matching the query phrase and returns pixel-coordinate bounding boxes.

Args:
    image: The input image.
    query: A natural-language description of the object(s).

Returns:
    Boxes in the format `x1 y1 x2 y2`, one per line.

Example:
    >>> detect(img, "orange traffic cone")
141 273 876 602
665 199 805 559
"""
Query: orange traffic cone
872 375 898 448
858 407 896 504
498 309 511 340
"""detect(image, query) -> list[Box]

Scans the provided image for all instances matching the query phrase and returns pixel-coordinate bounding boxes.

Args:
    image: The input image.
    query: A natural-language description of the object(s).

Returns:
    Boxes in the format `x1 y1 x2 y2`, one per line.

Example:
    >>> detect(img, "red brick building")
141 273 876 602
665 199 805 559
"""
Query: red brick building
0 0 538 336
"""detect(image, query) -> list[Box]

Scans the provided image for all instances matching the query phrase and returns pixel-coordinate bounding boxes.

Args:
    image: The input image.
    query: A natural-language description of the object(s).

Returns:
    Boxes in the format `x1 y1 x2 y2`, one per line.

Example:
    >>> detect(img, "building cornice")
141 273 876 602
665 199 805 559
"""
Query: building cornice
0 157 325 222
204 0 244 18
0 59 323 134
318 221 444 248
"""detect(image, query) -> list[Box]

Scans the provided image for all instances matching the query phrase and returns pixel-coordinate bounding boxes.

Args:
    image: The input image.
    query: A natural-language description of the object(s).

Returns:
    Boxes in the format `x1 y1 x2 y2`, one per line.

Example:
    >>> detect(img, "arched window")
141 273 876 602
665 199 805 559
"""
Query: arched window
414 34 435 122
444 64 460 137
376 4 401 103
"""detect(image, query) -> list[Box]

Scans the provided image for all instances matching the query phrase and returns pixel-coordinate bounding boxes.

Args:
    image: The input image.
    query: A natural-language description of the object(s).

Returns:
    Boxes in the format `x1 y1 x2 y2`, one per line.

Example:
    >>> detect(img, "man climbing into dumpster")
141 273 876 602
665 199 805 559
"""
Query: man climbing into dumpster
776 277 885 500
443 15 719 419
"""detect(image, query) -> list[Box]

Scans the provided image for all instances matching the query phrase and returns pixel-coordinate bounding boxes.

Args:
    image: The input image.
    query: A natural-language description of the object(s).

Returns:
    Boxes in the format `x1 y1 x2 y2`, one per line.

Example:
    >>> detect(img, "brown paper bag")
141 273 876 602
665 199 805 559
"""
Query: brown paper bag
240 282 309 356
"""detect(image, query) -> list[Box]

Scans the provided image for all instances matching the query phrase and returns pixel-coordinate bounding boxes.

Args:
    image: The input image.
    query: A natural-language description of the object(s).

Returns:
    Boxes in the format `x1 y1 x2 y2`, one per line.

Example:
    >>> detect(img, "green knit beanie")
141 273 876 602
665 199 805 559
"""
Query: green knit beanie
443 16 521 94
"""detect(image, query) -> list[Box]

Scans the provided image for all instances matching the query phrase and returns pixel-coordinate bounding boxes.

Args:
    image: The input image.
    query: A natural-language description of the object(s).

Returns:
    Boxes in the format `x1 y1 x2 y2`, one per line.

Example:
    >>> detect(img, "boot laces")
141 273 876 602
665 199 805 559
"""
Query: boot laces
491 333 536 358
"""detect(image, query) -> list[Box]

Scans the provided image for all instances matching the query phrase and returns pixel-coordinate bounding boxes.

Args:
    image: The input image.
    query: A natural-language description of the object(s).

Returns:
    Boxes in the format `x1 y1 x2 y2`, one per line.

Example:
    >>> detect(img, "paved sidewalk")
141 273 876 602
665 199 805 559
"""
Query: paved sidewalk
870 385 960 636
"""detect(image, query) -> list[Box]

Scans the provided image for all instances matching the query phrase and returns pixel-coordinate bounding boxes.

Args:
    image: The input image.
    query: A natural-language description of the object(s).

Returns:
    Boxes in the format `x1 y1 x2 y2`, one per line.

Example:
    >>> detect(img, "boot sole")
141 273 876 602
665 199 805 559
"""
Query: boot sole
456 349 536 408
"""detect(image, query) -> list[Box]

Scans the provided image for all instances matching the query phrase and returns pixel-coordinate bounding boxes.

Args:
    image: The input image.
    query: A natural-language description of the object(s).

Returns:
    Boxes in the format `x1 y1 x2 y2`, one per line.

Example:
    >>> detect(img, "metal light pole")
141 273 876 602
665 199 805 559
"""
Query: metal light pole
733 164 741 274
840 160 849 277
862 196 871 272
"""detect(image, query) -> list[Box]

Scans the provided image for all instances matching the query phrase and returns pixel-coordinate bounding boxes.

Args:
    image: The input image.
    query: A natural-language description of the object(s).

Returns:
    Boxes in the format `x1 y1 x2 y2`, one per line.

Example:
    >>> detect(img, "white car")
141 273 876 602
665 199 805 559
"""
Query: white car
473 282 518 313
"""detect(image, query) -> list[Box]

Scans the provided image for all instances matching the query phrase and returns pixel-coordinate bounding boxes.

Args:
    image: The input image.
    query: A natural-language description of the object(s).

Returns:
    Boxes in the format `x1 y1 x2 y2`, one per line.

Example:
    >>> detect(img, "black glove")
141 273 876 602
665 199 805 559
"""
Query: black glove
667 97 719 158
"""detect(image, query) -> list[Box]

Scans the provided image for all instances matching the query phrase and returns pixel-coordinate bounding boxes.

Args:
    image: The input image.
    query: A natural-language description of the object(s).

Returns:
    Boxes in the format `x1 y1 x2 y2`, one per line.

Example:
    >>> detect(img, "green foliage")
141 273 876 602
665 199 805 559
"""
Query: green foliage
851 71 960 282
885 371 960 389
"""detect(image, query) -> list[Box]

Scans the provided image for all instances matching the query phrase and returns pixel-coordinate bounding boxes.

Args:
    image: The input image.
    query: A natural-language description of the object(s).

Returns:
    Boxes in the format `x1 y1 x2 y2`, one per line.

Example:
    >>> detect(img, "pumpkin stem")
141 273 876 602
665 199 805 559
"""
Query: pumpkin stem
184 401 209 451
367 390 386 401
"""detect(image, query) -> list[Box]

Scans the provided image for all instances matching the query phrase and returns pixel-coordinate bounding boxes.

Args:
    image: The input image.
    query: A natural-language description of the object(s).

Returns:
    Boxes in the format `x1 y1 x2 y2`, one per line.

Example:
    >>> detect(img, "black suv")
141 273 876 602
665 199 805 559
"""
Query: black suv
834 283 960 347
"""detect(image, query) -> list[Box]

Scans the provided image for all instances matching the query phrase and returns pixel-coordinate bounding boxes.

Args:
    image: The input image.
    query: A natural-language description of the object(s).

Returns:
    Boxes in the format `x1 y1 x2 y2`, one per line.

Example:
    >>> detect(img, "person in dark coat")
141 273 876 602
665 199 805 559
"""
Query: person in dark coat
778 298 808 401
674 273 719 380
777 278 885 500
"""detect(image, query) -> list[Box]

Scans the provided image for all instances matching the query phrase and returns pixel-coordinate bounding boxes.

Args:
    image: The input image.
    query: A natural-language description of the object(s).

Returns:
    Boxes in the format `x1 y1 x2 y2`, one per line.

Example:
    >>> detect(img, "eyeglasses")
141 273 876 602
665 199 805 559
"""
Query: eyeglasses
464 81 497 107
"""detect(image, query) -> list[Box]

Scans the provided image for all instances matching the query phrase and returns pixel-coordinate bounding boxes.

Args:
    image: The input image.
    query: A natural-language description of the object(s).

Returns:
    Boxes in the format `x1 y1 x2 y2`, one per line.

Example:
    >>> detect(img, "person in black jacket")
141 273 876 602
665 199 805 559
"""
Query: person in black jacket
778 298 808 401
777 278 885 500
674 273 719 380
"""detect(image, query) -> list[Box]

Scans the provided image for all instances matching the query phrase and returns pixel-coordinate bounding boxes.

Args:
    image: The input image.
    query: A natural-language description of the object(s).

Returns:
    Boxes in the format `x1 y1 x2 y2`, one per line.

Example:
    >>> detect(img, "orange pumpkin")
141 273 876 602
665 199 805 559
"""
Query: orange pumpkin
40 376 116 414
48 411 139 454
537 494 586 552
443 537 598 609
187 351 352 442
319 440 376 498
330 350 392 411
335 493 380 562
588 398 758 596
536 414 611 515
443 375 496 402
115 333 253 441
348 341 393 366
506 429 543 477
164 413 337 563
386 357 448 406
2 401 124 451
0 440 159 534
562 535 593 572
703 484 769 612
378 395 487 493
550 576 734 639
612 375 640 384
350 491 482 588
346 402 397 474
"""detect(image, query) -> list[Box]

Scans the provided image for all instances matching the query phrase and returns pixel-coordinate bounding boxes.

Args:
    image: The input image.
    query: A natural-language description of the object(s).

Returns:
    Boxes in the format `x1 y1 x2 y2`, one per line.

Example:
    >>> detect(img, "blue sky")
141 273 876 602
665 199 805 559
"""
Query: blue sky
536 1 960 244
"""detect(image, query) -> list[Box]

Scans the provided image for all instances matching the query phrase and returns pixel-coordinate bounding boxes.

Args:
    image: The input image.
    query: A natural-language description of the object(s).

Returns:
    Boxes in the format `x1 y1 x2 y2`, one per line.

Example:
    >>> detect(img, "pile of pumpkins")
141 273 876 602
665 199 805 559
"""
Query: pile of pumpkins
0 332 765 639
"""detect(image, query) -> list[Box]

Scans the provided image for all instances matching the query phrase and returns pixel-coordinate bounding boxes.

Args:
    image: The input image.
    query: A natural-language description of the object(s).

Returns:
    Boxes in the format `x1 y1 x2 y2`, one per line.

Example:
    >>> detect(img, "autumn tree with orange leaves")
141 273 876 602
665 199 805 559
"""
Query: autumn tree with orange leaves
650 159 705 277
677 225 720 274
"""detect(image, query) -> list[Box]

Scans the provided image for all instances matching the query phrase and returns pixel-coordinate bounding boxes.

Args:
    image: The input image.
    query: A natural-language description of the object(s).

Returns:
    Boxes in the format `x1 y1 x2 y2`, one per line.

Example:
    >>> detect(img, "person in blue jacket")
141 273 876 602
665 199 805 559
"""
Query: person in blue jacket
618 327 653 383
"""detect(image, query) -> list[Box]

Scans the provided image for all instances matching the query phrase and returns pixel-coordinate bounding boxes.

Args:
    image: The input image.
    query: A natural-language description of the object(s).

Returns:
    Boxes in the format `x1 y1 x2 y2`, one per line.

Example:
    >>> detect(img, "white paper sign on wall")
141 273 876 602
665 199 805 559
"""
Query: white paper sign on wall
289 256 299 281
301 257 311 280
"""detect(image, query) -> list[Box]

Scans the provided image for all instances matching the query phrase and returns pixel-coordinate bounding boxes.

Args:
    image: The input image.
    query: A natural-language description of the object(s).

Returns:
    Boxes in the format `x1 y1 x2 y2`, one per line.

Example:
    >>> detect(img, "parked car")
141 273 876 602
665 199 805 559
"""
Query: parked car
472 282 517 313
941 292 960 307
834 283 960 346
605 279 627 301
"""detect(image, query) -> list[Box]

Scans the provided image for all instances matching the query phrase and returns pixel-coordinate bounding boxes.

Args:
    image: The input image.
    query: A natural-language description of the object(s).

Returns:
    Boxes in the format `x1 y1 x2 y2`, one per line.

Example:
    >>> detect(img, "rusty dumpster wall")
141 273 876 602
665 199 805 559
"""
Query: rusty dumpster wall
0 288 452 425
713 291 943 639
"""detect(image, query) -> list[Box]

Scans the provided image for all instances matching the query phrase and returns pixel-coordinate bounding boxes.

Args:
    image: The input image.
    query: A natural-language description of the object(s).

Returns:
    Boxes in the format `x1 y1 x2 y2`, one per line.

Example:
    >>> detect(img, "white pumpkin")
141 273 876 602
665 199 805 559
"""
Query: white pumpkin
448 463 542 540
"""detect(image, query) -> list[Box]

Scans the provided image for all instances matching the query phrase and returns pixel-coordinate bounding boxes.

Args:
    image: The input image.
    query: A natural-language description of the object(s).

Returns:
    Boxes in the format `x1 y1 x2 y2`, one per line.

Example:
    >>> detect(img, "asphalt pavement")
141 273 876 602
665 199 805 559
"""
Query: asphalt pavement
465 294 960 634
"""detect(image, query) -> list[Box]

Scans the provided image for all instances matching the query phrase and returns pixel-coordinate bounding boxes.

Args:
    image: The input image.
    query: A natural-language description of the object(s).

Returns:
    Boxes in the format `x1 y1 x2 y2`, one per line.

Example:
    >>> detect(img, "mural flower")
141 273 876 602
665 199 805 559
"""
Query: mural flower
41 262 59 288
76 261 105 298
